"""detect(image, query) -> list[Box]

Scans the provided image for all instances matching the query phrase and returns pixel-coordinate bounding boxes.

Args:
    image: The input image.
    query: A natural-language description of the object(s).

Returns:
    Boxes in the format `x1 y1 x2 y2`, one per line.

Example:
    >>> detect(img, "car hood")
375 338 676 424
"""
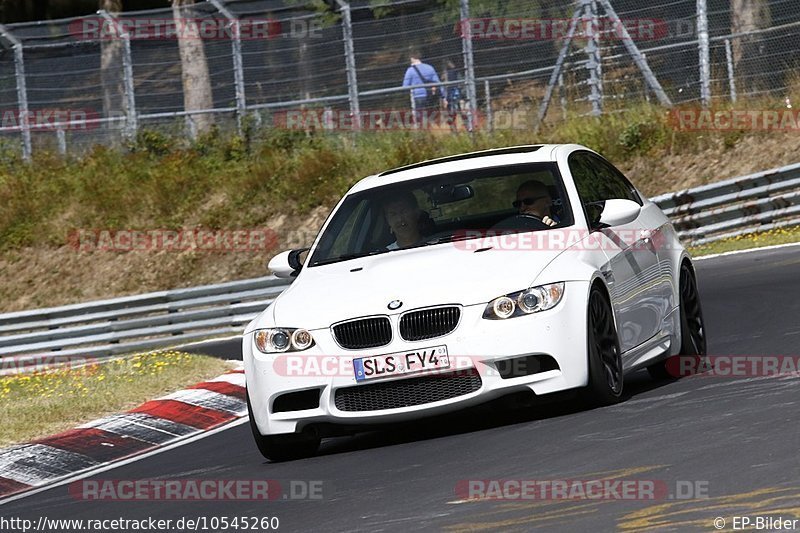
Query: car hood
261 241 568 331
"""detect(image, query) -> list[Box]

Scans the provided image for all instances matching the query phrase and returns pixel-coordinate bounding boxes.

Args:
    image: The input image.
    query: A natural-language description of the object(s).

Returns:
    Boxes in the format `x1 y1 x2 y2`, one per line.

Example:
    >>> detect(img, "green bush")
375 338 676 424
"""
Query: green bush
130 129 175 156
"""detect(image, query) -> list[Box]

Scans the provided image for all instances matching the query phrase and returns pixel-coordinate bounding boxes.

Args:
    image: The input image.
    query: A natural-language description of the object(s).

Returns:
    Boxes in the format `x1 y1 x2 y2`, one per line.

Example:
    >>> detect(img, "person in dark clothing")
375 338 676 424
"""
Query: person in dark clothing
442 59 471 132
402 50 443 126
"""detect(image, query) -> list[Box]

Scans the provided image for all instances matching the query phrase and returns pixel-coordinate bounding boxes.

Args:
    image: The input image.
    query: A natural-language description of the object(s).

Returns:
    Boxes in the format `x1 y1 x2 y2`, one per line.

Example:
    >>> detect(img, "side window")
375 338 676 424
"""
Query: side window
569 152 605 206
586 154 643 205
568 152 607 227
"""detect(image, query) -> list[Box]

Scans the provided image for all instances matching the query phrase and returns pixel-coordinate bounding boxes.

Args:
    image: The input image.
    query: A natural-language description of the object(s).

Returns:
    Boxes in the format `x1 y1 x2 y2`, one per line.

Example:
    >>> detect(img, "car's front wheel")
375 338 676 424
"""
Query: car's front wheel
582 285 624 405
648 262 707 380
247 390 320 462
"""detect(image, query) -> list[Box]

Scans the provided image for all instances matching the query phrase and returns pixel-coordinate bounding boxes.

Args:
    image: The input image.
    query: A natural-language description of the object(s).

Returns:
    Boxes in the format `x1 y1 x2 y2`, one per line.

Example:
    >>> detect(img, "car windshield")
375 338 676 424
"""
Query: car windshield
308 163 573 267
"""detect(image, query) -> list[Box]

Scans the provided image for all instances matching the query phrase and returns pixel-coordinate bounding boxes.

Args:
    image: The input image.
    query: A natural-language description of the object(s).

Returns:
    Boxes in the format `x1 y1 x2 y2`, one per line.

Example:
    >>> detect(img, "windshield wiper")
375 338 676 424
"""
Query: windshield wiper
310 250 383 266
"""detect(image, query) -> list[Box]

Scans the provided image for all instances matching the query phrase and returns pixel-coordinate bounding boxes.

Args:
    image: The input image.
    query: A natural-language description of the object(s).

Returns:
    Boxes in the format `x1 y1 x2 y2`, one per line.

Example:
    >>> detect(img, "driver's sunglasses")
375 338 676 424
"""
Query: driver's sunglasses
512 195 548 209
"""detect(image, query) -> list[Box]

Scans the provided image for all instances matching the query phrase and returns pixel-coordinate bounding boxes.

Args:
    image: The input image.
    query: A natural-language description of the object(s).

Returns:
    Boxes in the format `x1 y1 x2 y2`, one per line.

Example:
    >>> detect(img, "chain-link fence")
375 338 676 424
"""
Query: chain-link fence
0 0 798 158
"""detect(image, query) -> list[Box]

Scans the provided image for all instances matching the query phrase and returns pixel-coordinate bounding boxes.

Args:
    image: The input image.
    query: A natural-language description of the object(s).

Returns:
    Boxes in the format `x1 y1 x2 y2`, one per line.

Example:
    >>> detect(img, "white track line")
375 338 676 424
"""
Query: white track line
695 241 800 261
178 335 242 349
207 372 246 387
0 417 249 506
158 389 246 415
0 445 100 486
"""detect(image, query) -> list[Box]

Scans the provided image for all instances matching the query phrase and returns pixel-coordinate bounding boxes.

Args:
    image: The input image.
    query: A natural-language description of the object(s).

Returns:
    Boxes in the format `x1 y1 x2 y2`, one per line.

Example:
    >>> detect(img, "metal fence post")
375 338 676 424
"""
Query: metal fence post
599 0 672 107
724 38 737 103
56 126 67 156
484 79 492 132
536 6 582 130
98 11 138 141
459 0 477 133
0 25 31 161
585 0 603 116
210 0 246 136
696 0 711 107
337 0 360 129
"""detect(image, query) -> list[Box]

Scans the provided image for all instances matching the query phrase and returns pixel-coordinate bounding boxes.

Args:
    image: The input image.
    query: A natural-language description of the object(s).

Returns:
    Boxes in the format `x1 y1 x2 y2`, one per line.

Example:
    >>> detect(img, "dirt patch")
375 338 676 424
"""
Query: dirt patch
622 133 800 196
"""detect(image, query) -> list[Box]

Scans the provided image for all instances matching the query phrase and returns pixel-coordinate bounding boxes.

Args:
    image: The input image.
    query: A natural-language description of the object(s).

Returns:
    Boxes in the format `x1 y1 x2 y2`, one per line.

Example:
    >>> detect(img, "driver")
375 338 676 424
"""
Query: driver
513 180 558 227
382 192 429 249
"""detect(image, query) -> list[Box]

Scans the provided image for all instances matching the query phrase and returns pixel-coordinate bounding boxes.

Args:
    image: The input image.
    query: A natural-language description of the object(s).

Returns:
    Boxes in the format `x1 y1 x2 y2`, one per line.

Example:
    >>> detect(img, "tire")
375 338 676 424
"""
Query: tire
582 285 624 405
247 390 320 462
647 262 707 380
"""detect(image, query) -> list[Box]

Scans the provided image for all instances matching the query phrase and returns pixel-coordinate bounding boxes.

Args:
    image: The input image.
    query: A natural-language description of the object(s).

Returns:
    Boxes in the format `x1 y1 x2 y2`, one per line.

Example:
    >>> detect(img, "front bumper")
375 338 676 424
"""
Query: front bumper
245 281 590 436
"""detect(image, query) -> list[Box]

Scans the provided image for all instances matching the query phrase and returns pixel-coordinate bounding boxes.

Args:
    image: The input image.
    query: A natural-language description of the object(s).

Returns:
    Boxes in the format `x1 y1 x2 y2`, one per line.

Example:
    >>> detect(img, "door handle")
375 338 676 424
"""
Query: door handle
640 229 657 250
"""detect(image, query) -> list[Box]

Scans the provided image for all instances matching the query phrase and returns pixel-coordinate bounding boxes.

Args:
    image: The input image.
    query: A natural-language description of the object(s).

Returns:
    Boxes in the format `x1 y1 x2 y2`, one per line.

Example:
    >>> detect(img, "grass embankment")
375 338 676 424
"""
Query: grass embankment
688 225 800 257
1 100 799 310
0 350 231 447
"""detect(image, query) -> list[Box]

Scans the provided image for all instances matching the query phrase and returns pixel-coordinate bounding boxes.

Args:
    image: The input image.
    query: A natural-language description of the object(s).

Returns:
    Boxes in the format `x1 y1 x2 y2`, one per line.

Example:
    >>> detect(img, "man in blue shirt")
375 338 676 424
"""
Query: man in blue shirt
402 50 443 127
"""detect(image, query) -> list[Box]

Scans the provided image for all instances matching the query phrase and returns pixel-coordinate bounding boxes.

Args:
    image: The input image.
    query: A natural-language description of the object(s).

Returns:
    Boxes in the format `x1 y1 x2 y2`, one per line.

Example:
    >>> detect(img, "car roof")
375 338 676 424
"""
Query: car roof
349 144 576 194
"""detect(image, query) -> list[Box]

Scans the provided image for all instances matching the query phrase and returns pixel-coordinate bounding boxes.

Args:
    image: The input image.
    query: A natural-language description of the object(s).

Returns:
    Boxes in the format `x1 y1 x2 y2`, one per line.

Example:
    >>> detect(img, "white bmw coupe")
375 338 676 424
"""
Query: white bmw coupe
244 144 706 460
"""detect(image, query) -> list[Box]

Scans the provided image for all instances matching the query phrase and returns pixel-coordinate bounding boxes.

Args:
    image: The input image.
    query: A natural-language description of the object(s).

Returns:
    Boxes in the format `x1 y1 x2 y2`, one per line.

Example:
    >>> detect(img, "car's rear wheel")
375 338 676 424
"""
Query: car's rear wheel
648 262 707 380
247 390 320 462
583 285 623 405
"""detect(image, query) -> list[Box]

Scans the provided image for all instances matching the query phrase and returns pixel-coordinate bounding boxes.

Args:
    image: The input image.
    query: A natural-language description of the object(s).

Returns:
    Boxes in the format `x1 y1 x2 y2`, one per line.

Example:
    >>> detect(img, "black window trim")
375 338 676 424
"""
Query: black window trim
308 162 574 267
585 152 643 206
568 150 643 231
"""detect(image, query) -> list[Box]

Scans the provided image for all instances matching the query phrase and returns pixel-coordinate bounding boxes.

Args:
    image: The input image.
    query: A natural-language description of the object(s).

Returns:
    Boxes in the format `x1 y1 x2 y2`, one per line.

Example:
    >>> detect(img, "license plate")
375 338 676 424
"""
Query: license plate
354 345 449 382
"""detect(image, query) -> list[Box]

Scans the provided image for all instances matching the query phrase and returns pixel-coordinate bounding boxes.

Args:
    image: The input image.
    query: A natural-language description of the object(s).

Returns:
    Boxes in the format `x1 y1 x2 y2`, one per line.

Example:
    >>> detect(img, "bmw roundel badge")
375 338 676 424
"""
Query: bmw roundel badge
388 300 403 310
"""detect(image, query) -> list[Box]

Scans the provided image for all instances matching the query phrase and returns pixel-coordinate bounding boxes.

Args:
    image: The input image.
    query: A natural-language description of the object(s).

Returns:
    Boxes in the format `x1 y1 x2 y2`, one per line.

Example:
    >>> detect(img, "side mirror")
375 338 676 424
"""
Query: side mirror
268 248 309 278
598 199 641 227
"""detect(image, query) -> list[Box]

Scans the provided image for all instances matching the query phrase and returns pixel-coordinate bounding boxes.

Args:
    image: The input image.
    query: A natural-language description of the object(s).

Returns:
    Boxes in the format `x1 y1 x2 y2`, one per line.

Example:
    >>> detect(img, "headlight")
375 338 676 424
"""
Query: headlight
492 296 516 319
291 329 313 350
483 282 565 320
254 328 315 353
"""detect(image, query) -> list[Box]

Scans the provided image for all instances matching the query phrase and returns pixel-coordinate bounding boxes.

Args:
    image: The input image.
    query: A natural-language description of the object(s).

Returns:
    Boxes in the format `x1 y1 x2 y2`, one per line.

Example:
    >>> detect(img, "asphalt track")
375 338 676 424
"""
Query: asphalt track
3 245 800 532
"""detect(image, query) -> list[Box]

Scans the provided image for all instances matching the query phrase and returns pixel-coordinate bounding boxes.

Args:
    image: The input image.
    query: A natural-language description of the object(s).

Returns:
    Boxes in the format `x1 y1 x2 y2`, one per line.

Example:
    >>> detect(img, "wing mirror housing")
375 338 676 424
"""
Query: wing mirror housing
597 199 641 228
268 248 309 278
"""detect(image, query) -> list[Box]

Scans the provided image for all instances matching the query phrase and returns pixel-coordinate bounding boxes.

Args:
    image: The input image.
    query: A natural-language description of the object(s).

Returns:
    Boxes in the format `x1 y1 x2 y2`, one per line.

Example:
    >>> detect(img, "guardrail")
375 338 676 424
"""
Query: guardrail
0 276 292 369
2 162 799 366
651 162 800 246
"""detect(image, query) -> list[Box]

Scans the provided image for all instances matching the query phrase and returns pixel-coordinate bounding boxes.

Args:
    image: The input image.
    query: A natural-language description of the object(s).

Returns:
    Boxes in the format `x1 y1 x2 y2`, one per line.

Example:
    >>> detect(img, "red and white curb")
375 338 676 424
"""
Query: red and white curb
0 365 246 500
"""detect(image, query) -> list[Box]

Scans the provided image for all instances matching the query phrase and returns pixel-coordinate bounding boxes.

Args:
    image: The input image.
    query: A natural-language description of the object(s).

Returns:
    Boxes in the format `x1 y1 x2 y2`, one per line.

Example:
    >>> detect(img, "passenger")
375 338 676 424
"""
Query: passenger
382 192 431 249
